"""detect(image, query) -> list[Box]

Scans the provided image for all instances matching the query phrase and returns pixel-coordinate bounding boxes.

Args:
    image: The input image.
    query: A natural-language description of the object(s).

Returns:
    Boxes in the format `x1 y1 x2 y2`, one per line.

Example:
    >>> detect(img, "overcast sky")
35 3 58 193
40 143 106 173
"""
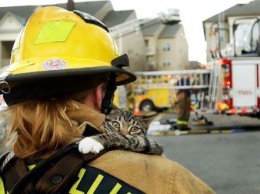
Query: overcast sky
0 0 253 63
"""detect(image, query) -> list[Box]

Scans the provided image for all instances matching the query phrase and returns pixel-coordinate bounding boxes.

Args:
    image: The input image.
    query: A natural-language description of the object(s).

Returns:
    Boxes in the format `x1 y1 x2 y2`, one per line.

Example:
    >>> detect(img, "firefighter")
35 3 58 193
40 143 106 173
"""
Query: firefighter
176 74 192 130
0 7 215 194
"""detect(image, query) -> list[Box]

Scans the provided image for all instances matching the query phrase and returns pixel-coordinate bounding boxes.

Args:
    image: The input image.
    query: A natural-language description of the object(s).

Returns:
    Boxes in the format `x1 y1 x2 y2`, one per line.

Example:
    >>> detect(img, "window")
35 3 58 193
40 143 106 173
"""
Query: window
163 43 171 51
145 39 149 47
163 60 171 66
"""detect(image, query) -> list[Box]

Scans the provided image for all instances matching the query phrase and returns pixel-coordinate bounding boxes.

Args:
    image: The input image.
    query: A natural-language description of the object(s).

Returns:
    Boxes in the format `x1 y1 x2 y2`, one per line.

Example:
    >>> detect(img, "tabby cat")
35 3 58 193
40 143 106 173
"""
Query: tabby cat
78 108 163 155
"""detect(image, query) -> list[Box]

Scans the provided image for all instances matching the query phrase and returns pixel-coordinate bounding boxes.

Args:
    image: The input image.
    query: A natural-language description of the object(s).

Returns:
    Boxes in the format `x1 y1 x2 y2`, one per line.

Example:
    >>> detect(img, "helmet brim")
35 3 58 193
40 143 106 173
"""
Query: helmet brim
2 66 136 105
5 65 136 87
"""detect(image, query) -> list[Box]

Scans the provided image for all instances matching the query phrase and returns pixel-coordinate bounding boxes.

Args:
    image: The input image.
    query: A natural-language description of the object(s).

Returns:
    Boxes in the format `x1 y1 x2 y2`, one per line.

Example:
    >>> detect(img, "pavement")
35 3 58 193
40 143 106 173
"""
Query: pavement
190 112 260 129
148 111 260 136
151 131 260 194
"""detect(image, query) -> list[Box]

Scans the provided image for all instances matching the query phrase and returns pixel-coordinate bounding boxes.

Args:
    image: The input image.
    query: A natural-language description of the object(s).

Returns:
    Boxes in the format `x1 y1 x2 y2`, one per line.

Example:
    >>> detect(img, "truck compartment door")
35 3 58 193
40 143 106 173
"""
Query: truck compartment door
231 62 257 107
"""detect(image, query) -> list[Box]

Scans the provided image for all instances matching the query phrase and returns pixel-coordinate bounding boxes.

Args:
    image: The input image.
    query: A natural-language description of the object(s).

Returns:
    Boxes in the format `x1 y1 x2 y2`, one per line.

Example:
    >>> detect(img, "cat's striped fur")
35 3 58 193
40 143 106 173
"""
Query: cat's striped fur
78 108 163 155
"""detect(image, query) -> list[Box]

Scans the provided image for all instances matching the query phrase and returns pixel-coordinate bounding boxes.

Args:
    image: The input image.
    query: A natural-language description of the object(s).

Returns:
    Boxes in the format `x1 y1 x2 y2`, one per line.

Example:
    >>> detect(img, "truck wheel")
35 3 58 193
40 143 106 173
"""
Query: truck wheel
139 99 155 112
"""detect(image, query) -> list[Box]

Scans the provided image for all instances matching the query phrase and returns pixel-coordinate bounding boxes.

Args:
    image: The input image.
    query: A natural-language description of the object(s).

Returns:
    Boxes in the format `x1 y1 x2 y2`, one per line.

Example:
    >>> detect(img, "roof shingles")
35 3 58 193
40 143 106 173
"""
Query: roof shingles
159 24 180 38
0 1 135 29
204 1 260 23
102 10 135 28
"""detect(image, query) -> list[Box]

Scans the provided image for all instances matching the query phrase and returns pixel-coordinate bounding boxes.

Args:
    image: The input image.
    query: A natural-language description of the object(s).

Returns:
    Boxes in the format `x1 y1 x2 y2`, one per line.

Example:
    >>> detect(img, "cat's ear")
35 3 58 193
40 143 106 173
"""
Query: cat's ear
111 103 119 110
108 104 120 114
139 112 159 127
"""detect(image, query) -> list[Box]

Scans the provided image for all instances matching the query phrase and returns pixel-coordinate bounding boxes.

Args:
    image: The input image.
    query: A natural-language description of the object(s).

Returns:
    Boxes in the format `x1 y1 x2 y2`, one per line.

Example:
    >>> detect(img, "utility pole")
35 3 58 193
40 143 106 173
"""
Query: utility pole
66 0 75 11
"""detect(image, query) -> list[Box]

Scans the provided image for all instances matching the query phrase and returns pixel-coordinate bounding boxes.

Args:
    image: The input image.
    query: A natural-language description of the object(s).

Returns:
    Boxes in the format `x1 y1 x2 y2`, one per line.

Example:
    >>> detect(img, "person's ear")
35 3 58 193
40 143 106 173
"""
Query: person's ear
94 84 106 111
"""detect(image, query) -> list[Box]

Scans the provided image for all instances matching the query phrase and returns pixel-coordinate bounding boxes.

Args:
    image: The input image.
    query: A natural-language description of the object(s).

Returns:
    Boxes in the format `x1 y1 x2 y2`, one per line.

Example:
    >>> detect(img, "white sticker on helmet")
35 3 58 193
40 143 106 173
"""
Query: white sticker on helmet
42 59 67 70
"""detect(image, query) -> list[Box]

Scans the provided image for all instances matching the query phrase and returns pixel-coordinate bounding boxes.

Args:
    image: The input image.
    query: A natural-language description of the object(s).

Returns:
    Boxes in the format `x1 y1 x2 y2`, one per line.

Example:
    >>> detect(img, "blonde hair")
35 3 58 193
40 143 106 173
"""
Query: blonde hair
5 99 84 159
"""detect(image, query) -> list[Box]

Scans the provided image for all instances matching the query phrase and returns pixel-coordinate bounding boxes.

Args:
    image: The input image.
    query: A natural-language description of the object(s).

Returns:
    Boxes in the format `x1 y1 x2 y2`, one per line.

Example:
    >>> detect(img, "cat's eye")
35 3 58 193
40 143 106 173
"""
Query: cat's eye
130 126 141 133
111 121 120 129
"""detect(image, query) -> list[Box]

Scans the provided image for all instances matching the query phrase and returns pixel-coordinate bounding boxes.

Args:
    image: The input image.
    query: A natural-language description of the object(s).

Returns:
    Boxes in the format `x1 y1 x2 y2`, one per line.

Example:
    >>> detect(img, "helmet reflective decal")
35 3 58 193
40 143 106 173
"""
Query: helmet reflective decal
35 21 76 45
42 59 67 70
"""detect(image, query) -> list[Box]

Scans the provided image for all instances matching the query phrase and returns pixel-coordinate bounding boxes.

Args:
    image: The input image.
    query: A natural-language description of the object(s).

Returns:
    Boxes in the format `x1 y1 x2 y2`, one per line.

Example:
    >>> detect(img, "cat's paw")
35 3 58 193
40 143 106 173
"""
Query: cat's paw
78 137 104 154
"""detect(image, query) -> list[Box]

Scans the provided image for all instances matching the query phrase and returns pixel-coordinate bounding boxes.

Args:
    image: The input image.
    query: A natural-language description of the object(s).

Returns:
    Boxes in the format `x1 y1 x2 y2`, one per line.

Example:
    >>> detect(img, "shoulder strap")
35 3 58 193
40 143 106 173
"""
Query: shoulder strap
2 143 108 194
35 149 108 194
35 150 83 194
1 152 36 194
8 143 78 194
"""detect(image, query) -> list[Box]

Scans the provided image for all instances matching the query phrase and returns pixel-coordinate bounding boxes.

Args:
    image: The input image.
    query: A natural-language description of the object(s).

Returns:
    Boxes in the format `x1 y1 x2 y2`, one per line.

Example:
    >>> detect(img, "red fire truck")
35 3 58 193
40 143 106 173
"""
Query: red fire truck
207 17 260 118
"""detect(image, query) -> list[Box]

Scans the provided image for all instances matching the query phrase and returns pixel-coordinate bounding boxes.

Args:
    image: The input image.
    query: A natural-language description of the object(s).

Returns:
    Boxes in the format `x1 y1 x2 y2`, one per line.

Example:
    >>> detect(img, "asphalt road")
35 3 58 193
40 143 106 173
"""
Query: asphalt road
150 131 260 194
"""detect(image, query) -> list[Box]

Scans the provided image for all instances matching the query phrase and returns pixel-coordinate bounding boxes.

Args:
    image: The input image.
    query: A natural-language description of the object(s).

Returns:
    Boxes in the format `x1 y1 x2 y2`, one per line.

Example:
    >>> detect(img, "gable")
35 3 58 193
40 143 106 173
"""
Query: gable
0 12 24 31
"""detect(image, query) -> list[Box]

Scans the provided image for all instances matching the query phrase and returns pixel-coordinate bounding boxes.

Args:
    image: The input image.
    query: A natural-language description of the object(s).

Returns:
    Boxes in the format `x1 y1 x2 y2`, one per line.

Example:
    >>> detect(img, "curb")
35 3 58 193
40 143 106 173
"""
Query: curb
150 128 258 136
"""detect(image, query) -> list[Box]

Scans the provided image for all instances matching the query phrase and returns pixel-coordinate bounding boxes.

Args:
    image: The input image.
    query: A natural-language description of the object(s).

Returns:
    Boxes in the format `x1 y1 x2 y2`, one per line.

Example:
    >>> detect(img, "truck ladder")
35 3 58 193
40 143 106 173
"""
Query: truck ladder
207 61 221 111
134 69 213 113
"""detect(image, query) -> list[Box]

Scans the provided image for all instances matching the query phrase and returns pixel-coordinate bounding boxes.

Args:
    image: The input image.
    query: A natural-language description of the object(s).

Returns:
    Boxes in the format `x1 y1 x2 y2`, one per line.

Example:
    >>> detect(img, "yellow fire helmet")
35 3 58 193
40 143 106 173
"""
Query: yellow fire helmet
0 6 136 106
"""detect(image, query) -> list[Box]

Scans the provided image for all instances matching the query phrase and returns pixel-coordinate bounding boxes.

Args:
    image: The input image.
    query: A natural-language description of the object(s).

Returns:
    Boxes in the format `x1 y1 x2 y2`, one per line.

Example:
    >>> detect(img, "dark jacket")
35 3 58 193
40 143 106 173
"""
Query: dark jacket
177 77 191 96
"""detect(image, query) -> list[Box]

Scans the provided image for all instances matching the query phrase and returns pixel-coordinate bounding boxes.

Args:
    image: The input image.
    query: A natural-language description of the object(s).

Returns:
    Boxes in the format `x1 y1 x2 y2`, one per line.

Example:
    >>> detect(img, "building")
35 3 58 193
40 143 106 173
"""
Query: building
141 9 189 71
0 0 189 72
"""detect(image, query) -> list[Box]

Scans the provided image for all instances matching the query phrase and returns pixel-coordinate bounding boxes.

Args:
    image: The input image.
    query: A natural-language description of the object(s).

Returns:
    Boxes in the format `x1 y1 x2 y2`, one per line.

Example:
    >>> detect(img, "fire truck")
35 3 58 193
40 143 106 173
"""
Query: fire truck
207 16 260 118
130 69 211 113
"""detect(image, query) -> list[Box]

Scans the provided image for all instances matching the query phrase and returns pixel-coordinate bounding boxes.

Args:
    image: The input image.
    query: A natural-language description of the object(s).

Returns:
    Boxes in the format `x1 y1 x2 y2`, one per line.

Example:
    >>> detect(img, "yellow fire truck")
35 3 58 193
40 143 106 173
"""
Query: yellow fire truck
127 69 212 113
